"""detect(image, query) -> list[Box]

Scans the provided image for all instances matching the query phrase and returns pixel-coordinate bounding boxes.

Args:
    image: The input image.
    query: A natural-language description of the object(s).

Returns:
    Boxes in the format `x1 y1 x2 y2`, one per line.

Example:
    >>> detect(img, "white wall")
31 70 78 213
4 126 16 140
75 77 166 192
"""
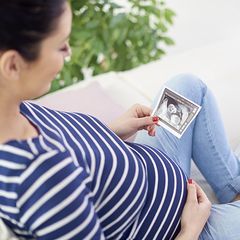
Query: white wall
165 0 240 55
115 0 240 55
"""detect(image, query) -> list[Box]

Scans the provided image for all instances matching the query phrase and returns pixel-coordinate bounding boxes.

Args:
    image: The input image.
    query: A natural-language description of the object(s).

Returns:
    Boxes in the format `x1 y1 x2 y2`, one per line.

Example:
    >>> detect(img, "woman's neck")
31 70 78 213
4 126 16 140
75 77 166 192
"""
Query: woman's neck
0 99 38 144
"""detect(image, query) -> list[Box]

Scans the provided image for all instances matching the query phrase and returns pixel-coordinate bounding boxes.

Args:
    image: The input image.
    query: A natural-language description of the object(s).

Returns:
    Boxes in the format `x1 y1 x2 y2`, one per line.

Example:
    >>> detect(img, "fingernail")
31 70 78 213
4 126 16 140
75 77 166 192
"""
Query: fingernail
188 179 193 184
152 116 159 122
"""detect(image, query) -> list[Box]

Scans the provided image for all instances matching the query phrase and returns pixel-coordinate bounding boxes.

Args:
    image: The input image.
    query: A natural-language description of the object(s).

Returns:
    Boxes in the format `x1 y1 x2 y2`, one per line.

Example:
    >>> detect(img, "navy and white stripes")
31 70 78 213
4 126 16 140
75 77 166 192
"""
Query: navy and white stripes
0 102 187 239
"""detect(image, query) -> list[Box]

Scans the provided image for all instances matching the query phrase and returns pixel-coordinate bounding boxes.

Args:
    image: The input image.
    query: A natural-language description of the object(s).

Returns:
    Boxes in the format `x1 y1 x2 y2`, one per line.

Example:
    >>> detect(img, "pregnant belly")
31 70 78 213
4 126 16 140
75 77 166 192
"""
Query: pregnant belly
125 144 187 240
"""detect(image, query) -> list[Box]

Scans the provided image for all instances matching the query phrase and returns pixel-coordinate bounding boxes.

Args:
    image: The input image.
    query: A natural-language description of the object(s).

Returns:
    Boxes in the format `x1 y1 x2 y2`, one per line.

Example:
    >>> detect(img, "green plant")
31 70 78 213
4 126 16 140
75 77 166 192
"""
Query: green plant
50 0 175 92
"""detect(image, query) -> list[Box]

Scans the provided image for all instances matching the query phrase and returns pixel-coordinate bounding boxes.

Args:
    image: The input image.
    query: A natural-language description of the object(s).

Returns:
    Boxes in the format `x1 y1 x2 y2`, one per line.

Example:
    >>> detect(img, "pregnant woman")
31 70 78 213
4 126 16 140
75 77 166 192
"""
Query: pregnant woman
0 1 240 239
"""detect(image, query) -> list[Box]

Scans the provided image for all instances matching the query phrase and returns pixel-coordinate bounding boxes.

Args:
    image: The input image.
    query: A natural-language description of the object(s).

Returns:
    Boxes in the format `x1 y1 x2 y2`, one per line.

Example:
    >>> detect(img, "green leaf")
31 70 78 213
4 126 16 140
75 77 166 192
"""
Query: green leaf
85 20 99 29
164 8 176 25
109 2 123 9
48 0 176 94
161 36 175 45
109 13 126 28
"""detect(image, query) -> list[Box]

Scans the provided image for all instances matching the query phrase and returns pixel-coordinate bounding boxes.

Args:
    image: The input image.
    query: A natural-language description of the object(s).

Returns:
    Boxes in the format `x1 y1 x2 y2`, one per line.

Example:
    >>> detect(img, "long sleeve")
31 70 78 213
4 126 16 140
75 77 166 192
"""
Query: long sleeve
17 149 104 240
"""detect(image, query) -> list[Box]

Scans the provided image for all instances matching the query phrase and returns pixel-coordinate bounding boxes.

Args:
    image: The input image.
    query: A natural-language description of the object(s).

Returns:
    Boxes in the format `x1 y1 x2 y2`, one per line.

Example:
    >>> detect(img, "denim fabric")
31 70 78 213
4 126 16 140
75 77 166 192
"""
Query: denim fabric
199 200 240 240
134 74 240 239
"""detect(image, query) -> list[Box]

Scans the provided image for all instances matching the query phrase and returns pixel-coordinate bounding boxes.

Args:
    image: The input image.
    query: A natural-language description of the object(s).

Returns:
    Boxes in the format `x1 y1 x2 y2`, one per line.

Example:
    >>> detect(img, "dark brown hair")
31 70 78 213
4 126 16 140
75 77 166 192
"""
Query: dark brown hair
0 0 67 61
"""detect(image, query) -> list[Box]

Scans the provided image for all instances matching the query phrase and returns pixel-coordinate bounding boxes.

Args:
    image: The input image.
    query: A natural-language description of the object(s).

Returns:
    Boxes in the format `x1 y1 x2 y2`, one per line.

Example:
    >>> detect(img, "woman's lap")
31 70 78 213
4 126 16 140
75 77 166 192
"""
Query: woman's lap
134 73 204 177
135 73 240 203
134 73 240 239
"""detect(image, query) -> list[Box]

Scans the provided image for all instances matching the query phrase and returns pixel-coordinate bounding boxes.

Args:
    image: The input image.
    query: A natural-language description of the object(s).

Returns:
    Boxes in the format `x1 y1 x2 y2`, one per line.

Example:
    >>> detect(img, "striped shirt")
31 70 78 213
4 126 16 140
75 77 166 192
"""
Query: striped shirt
0 102 187 240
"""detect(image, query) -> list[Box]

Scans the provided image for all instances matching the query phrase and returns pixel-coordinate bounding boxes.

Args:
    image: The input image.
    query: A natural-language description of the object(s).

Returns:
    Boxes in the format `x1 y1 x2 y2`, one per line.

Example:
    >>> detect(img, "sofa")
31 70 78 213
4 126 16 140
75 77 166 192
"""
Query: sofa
1 36 240 239
34 36 240 201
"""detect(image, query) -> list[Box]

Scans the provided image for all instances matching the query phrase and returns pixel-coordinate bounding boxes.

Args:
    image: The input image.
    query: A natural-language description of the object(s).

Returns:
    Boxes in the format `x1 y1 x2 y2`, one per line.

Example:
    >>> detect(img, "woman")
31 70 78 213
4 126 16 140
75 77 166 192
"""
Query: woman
0 1 239 239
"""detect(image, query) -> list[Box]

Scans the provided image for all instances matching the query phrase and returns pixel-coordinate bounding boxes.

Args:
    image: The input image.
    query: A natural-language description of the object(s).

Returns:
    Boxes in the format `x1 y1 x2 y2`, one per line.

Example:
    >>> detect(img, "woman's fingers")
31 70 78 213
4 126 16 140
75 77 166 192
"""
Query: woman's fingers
146 124 156 136
134 104 152 117
149 127 156 136
137 116 159 130
186 180 198 203
194 182 211 205
179 179 211 240
134 104 159 121
188 180 211 207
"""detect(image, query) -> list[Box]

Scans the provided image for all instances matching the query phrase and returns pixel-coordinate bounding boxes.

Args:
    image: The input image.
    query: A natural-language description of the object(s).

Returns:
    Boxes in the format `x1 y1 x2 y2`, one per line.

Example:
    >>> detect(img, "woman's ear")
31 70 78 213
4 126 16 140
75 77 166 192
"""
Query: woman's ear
0 50 25 84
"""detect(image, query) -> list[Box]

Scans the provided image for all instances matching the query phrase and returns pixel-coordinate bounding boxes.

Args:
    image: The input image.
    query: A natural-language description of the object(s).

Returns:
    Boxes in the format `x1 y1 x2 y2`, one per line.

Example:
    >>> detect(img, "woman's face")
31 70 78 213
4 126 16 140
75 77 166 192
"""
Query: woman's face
19 2 72 100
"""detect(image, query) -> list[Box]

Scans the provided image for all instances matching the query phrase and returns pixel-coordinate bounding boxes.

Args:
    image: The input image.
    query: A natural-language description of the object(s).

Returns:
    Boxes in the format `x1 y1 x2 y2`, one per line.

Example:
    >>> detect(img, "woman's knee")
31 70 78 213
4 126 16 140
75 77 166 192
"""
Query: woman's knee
164 73 208 105
166 73 205 90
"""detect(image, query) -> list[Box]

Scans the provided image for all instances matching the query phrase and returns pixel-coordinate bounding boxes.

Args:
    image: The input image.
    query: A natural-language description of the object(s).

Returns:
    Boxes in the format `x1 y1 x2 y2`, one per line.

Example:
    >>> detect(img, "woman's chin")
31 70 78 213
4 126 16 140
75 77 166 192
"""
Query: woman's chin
43 83 52 94
33 83 52 99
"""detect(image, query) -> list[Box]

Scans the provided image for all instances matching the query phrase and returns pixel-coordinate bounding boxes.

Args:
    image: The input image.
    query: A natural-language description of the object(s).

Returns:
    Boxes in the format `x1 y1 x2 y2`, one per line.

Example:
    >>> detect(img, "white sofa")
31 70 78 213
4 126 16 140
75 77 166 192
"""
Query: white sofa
1 36 240 239
34 36 240 202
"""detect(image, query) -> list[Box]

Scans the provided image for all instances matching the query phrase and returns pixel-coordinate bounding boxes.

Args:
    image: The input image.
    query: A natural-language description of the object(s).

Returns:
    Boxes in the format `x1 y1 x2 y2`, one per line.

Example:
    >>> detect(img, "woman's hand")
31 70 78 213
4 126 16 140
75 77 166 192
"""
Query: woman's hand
108 104 159 140
175 180 211 240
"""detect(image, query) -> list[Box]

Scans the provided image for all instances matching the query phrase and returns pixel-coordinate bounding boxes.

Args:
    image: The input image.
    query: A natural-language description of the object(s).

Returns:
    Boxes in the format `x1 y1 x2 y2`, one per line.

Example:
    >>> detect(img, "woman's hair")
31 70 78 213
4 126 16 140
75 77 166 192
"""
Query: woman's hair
0 0 67 61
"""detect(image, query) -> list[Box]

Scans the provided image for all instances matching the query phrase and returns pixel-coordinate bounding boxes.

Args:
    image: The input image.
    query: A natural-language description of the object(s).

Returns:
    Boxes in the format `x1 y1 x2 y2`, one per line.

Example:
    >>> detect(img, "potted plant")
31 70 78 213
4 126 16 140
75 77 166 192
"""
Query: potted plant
50 0 175 92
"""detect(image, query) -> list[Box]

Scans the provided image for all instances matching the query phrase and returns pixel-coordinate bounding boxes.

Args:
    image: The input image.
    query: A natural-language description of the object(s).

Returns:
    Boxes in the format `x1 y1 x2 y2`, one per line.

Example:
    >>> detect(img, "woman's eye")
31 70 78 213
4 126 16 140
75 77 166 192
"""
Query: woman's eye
60 45 68 52
59 42 72 58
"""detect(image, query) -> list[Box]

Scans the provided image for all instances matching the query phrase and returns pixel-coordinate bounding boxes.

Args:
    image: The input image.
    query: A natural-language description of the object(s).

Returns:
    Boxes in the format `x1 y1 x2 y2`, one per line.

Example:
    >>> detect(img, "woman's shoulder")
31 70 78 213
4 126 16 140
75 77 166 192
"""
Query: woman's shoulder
0 139 66 176
0 145 90 235
20 101 112 138
20 101 100 123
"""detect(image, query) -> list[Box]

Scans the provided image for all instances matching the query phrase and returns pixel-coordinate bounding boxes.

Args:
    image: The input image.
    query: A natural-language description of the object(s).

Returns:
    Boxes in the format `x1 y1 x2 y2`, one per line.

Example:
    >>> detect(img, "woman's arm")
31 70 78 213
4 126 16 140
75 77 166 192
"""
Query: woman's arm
18 151 105 239
175 180 211 240
108 104 159 140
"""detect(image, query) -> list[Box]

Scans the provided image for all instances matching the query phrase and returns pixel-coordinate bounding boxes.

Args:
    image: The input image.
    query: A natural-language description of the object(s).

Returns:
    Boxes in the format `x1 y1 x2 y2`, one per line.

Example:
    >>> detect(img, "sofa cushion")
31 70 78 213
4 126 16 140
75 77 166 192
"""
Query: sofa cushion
33 81 126 125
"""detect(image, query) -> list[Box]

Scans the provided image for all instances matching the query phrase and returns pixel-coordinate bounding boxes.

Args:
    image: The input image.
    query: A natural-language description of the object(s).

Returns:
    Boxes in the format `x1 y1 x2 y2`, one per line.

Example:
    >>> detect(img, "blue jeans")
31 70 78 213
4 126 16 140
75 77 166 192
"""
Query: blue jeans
134 74 240 240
